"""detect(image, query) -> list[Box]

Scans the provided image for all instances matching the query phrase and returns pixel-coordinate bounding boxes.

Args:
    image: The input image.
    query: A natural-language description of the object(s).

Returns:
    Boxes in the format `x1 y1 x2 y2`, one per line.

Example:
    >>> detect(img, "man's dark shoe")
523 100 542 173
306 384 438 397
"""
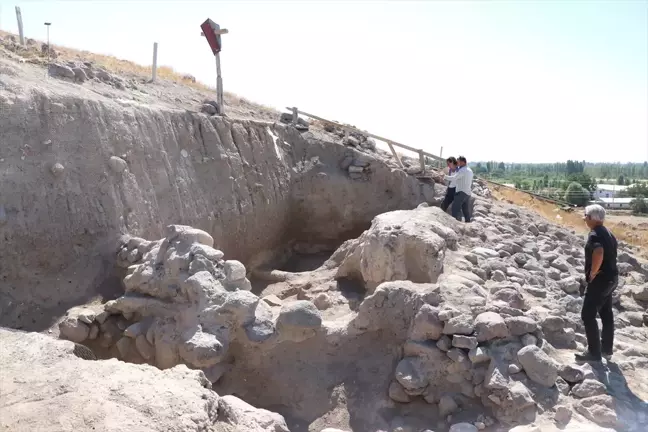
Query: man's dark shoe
575 351 602 362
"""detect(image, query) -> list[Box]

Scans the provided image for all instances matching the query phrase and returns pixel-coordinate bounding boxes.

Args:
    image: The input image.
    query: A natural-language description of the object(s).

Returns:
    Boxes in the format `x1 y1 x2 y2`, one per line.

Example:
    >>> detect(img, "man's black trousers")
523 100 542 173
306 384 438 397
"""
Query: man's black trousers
581 276 618 356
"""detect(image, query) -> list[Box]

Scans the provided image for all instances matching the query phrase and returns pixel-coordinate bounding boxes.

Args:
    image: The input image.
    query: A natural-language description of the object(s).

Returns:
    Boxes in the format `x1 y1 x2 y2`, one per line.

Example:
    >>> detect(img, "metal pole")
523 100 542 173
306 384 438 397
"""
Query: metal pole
151 42 158 82
15 6 25 45
215 53 224 114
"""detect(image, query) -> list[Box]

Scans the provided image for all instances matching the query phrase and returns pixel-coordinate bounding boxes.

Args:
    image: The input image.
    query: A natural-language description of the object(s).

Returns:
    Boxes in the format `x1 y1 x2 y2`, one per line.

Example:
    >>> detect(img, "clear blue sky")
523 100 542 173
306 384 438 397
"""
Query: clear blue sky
1 0 647 163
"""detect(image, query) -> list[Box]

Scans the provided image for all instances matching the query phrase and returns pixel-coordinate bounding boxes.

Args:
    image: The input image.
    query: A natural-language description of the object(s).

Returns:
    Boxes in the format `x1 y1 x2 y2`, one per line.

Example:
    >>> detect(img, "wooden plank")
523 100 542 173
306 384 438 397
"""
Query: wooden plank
287 107 444 162
386 142 404 168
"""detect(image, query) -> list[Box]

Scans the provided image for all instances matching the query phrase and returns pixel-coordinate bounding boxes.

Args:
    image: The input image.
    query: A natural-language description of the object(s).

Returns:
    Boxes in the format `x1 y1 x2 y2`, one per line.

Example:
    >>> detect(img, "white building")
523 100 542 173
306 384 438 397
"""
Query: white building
592 197 634 210
592 184 633 199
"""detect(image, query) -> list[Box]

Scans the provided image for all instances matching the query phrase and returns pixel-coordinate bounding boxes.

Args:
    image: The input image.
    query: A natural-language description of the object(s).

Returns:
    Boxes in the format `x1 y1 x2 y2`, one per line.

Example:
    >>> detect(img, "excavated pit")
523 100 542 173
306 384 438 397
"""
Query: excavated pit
4 62 648 432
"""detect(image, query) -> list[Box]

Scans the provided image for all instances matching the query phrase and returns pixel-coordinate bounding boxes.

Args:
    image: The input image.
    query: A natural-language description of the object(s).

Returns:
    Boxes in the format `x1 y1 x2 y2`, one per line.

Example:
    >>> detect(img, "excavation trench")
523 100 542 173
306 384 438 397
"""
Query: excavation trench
1 93 447 431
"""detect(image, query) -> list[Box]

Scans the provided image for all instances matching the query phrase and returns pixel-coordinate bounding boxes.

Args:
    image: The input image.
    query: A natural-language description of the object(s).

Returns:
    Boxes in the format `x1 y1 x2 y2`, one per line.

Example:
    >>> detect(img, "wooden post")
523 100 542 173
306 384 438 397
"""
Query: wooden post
215 53 224 114
387 142 404 168
15 6 25 45
151 42 158 82
419 149 426 173
439 146 444 169
291 107 298 125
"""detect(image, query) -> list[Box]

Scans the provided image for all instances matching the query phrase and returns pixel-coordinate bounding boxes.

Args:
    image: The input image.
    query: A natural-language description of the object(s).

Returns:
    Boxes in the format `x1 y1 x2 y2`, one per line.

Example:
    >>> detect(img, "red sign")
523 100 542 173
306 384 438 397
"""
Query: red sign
201 19 222 54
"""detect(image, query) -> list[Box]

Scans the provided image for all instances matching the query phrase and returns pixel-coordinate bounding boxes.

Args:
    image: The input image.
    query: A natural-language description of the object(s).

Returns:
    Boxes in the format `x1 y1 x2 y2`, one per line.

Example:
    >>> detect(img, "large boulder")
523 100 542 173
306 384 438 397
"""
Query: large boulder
336 207 458 292
517 345 559 387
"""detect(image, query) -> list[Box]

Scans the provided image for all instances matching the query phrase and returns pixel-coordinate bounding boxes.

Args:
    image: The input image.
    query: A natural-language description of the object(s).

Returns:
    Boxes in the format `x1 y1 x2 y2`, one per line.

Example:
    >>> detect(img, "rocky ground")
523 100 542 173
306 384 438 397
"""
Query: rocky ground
1 30 648 432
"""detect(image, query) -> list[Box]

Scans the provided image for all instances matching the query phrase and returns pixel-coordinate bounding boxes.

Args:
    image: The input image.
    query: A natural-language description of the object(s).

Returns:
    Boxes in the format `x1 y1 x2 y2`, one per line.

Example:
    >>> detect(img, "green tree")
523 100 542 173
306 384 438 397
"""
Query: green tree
564 182 589 206
631 195 648 215
617 175 625 185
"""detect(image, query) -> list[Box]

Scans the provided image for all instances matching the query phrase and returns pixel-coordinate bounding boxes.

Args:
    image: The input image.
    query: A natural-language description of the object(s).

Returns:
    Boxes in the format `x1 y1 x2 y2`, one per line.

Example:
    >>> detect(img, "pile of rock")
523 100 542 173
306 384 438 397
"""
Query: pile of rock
328 203 647 430
58 225 324 382
47 60 134 89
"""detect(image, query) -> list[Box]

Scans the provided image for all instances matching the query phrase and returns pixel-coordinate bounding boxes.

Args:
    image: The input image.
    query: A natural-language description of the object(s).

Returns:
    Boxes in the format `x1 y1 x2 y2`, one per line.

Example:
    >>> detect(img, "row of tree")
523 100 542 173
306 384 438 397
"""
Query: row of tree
472 161 648 180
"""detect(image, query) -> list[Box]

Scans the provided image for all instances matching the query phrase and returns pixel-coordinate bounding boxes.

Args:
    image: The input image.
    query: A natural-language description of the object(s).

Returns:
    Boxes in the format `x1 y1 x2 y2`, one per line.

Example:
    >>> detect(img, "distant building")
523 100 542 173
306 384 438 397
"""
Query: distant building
592 184 634 199
591 197 634 210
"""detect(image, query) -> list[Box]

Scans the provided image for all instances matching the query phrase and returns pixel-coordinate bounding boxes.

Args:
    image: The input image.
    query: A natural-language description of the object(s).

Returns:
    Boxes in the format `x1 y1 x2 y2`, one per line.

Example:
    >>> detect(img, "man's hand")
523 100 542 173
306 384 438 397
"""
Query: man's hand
589 271 599 282
579 280 586 297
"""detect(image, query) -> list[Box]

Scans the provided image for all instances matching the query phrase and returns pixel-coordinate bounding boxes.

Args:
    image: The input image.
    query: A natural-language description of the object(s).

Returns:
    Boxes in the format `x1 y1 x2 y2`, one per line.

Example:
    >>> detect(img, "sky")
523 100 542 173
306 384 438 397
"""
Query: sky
1 0 647 163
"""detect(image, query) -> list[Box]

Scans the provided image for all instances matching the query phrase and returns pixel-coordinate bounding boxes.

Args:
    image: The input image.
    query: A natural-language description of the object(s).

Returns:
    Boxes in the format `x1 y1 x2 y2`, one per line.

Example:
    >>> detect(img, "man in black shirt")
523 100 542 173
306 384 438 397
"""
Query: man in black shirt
576 204 618 362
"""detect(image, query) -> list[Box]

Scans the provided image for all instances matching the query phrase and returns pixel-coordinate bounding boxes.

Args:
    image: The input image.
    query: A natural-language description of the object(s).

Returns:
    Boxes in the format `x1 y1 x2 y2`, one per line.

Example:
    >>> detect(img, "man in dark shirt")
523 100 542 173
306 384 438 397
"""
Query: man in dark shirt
441 157 458 212
576 204 618 362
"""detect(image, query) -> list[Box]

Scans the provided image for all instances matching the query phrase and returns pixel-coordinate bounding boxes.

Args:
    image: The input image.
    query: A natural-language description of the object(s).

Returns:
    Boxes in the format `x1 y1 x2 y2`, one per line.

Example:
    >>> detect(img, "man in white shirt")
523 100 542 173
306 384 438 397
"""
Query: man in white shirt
444 156 474 222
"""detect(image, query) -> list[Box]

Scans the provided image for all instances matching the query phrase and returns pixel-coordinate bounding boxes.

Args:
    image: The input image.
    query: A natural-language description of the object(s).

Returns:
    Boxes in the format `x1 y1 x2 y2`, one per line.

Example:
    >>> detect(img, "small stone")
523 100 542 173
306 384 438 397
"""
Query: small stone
388 380 411 403
491 270 506 282
313 293 331 310
517 345 559 387
95 310 111 324
452 335 478 350
521 334 537 346
72 67 87 82
443 314 475 335
505 316 538 336
557 277 580 294
559 364 586 383
108 156 128 173
439 395 459 416
555 377 570 395
135 334 155 360
88 324 99 340
554 405 572 424
201 103 218 115
50 163 65 176
471 247 500 259
262 295 283 306
410 304 444 340
395 357 428 392
474 312 509 341
468 346 490 364
224 260 246 281
439 308 460 321
58 316 90 343
508 363 522 374
436 335 452 351
116 337 131 358
571 379 607 398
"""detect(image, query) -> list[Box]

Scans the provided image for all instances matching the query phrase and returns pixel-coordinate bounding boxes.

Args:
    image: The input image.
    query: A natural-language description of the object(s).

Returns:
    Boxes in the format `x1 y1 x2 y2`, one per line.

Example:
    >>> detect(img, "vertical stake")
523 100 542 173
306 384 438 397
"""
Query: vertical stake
15 6 25 45
215 53 224 114
419 149 426 174
292 107 298 125
152 42 158 82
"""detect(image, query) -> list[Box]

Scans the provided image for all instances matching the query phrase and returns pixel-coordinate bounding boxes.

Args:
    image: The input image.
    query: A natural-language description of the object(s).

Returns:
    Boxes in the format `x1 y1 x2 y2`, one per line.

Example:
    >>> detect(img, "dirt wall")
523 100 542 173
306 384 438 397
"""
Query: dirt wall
0 87 434 329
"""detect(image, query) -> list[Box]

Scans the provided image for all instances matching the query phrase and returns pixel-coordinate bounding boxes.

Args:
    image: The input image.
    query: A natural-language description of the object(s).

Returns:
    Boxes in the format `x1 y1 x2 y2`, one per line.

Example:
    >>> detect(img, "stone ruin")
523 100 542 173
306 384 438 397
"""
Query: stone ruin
51 202 648 432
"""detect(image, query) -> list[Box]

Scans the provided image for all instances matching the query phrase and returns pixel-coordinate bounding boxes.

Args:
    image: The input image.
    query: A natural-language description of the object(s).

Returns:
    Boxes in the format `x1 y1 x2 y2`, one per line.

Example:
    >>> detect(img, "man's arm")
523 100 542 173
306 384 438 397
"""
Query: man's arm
589 246 604 282
446 169 465 180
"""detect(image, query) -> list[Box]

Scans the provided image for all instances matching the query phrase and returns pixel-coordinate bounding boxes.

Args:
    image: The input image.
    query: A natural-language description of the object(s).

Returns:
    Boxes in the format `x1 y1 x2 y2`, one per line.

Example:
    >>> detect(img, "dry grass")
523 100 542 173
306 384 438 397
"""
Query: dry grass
0 29 279 118
0 29 208 89
489 183 648 257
